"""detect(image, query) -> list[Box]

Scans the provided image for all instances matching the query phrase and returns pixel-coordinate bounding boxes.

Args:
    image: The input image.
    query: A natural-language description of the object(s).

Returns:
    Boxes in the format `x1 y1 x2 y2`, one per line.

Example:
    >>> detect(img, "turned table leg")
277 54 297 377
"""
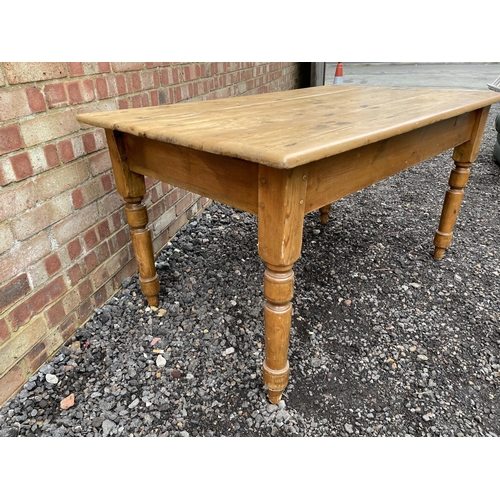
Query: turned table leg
433 107 490 260
258 164 307 403
319 204 332 225
125 199 160 307
105 130 160 306
262 264 294 403
433 161 470 260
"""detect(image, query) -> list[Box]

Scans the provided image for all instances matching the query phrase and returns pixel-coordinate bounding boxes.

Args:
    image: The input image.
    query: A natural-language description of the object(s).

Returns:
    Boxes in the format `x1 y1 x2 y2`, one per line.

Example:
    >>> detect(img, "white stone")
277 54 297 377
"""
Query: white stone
45 374 58 384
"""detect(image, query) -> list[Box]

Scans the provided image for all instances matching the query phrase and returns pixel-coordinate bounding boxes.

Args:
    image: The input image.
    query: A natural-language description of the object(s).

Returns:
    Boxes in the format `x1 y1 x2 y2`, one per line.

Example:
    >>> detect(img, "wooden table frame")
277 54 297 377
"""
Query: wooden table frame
78 86 500 404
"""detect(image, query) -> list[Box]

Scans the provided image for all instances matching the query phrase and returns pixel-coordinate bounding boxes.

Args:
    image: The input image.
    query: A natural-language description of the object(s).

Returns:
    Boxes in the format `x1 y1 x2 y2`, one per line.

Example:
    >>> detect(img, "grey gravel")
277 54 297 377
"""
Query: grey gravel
1 104 499 437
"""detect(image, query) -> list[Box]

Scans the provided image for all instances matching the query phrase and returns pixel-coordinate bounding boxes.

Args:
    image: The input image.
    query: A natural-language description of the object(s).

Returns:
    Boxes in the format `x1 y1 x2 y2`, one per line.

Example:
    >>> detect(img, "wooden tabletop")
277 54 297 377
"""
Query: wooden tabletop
77 85 500 169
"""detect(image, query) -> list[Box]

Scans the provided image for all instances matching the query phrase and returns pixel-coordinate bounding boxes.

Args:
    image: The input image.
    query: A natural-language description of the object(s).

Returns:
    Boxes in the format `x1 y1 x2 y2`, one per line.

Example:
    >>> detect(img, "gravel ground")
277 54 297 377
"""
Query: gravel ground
1 103 499 438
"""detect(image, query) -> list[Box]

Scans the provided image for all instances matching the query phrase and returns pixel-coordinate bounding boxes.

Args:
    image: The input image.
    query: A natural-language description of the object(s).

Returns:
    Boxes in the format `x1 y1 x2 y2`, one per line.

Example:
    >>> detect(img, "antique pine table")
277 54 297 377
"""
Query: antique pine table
77 85 500 404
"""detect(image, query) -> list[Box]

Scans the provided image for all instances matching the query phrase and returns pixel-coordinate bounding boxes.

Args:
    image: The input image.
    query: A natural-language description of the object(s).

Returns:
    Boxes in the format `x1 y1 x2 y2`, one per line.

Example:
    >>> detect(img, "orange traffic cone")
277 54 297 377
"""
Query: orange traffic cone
333 62 343 84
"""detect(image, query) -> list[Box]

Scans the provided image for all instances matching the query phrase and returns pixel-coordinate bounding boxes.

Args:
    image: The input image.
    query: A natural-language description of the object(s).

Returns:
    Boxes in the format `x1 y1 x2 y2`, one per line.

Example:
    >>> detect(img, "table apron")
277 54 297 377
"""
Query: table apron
123 134 260 215
304 111 476 214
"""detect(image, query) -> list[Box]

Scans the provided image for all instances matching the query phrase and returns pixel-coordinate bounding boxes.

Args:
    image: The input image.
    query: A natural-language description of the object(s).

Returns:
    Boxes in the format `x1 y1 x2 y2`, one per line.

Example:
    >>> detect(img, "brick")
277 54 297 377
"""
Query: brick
90 262 110 290
67 238 82 260
10 152 33 181
95 77 109 99
78 277 94 301
0 87 31 121
78 297 94 321
26 339 49 372
3 62 67 84
0 274 31 313
104 76 118 98
12 193 73 241
118 98 129 109
95 239 110 262
153 71 160 87
0 365 26 407
0 180 37 222
159 69 170 86
82 132 97 153
97 219 111 239
0 123 23 155
43 144 60 169
114 74 126 95
45 300 66 329
67 262 83 286
0 222 14 255
83 250 100 274
35 160 89 201
44 82 68 108
111 62 144 72
128 72 142 92
53 202 99 245
82 227 99 251
97 62 111 73
66 82 82 104
20 110 80 147
44 254 62 277
100 173 113 193
0 318 10 345
58 138 75 163
68 63 84 76
110 211 124 232
0 232 51 284
7 302 31 333
81 79 96 102
0 315 47 376
114 226 129 250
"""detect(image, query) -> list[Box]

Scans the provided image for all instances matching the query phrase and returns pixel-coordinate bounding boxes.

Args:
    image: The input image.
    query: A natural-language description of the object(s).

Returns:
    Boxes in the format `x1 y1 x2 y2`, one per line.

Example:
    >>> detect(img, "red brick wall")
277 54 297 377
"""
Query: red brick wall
0 62 303 406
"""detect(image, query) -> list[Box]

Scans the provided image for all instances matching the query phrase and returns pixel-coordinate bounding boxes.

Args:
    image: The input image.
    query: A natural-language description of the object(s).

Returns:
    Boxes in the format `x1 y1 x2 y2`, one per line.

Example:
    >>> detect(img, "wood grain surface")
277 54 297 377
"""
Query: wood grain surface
77 86 500 169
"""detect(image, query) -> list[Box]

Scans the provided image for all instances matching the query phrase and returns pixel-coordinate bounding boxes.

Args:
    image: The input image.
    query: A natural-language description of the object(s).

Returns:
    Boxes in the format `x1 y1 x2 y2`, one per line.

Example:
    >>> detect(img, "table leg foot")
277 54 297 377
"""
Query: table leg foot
433 246 446 261
319 204 332 225
125 200 160 307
